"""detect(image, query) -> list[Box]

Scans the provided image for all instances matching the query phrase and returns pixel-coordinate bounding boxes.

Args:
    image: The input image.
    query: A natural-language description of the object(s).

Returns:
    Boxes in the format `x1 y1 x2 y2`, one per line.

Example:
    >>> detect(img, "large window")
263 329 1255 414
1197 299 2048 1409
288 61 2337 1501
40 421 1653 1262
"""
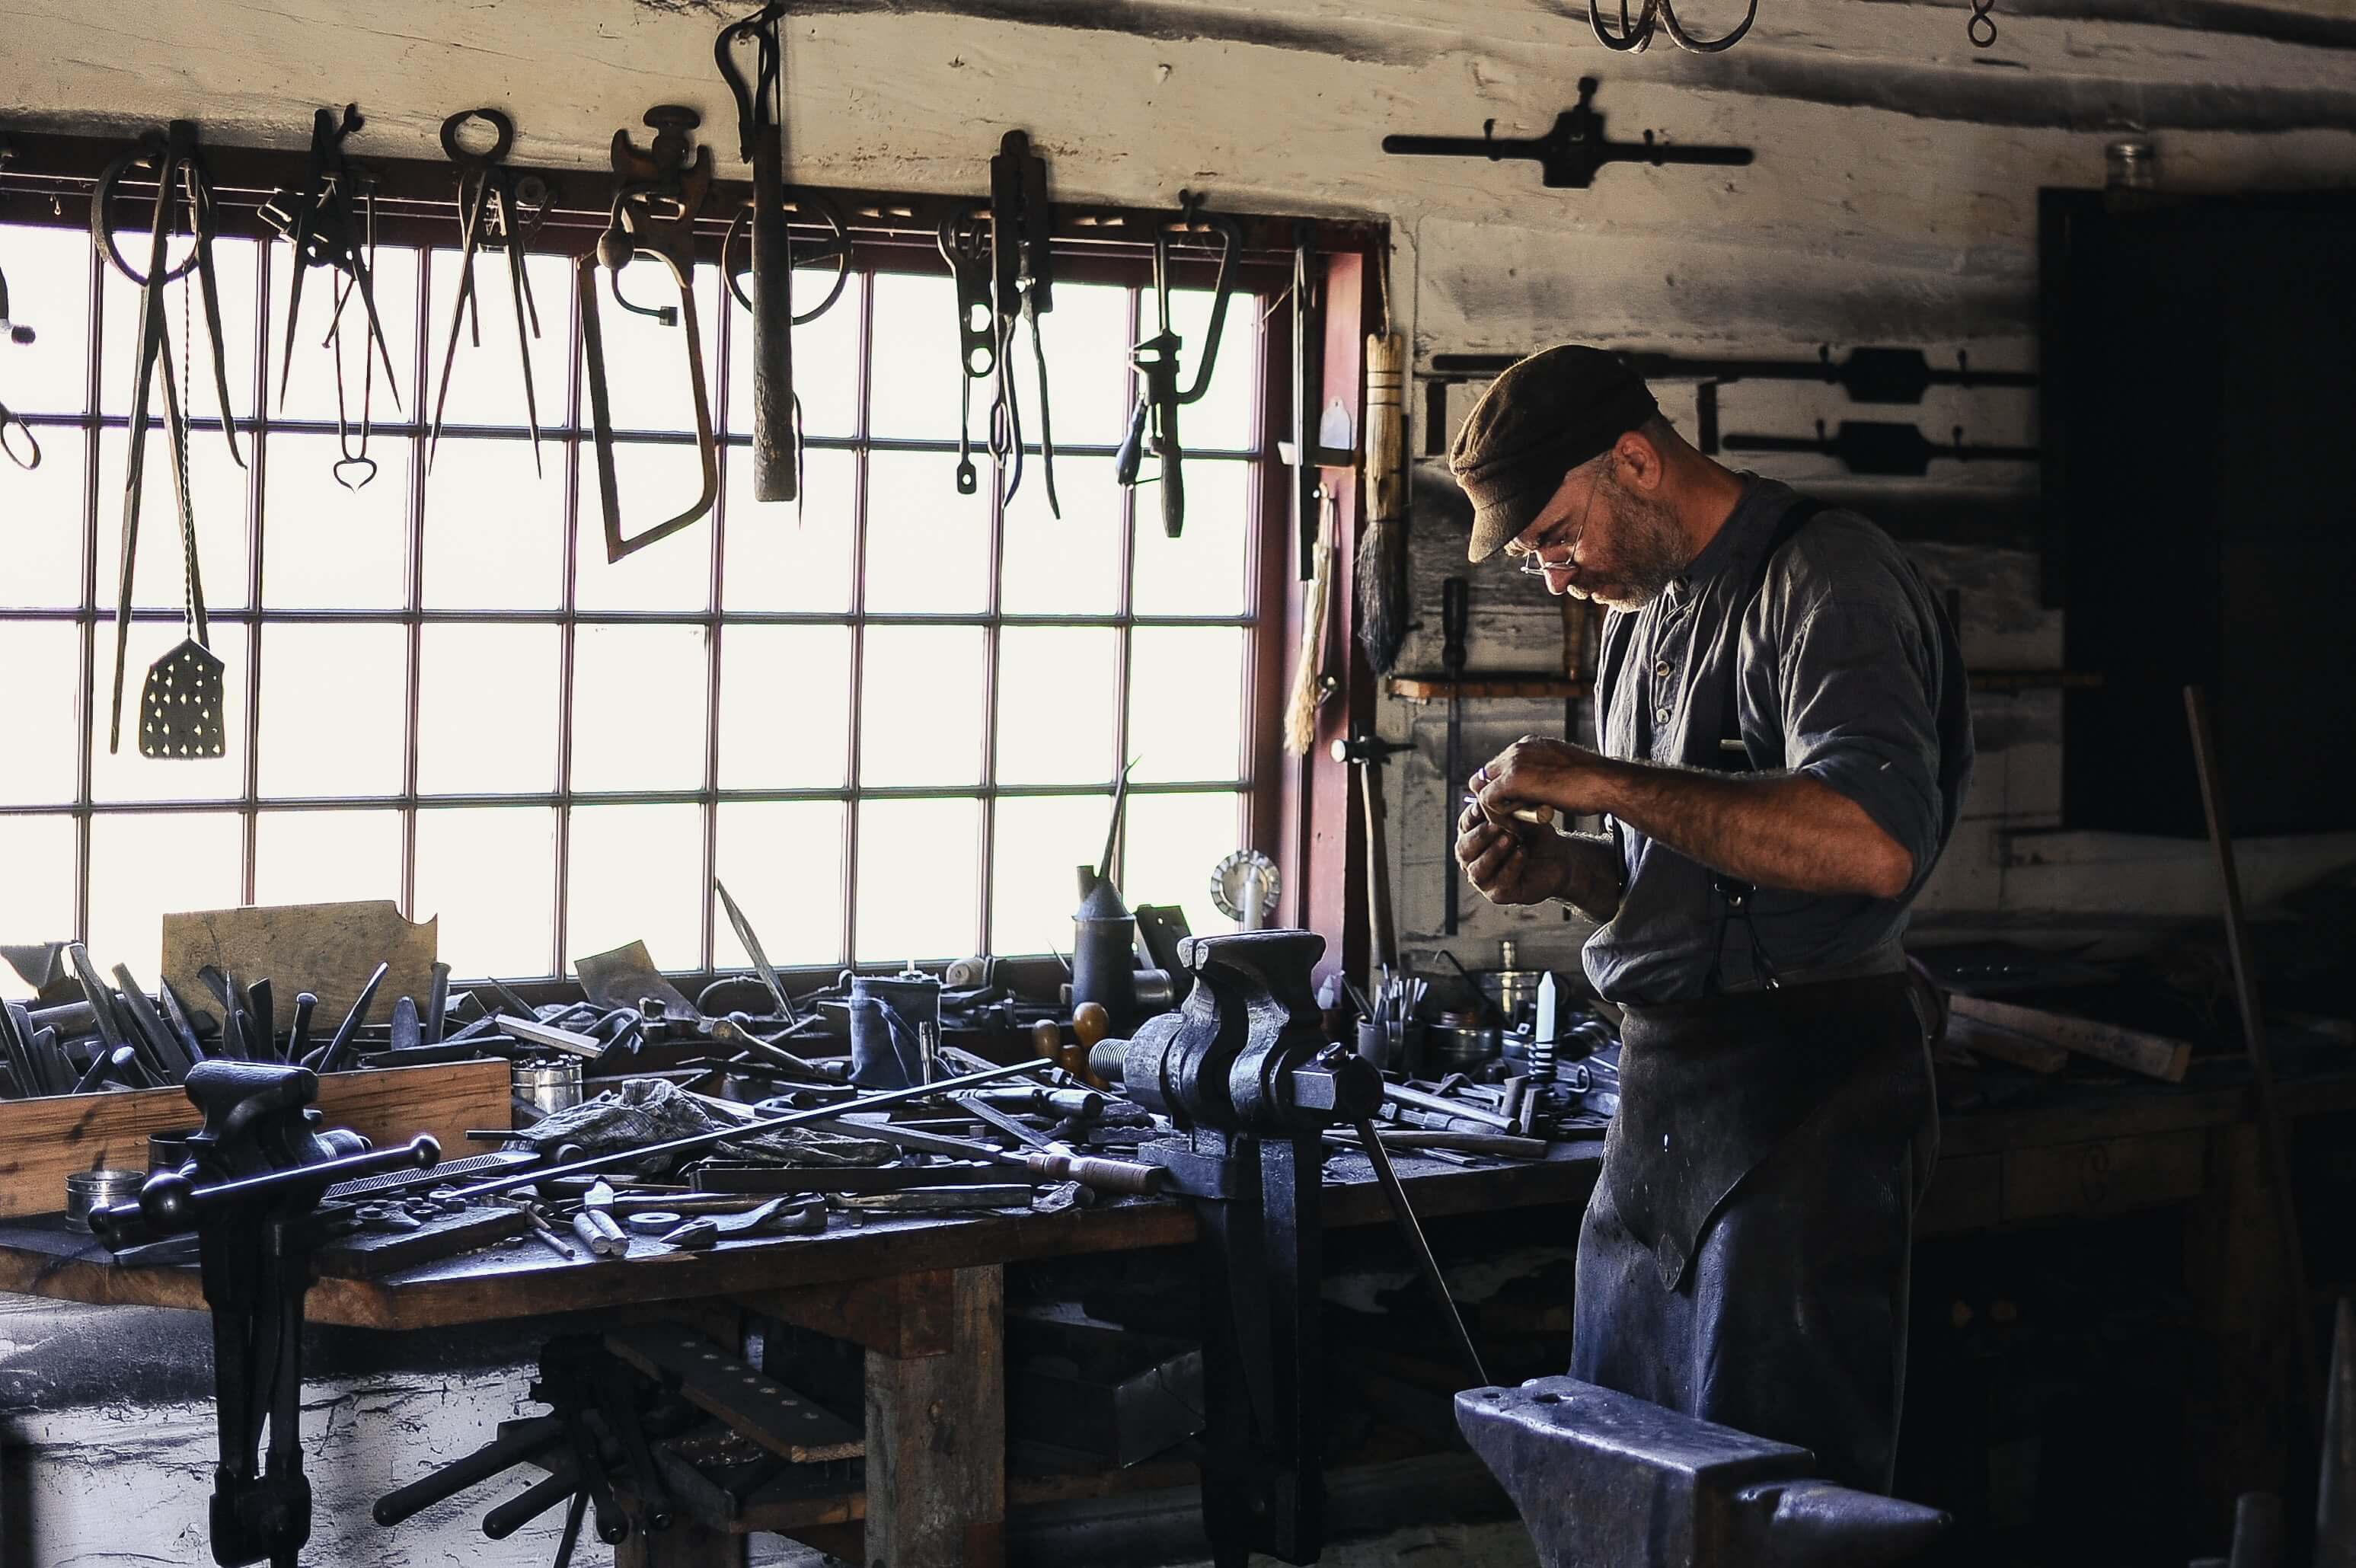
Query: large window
0 216 1275 987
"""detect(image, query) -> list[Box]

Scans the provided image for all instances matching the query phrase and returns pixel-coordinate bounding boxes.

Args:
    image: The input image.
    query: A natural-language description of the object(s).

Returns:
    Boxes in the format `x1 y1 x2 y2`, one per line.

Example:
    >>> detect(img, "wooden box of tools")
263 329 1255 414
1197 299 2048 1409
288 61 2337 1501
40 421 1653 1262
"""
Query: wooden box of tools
0 1059 510 1220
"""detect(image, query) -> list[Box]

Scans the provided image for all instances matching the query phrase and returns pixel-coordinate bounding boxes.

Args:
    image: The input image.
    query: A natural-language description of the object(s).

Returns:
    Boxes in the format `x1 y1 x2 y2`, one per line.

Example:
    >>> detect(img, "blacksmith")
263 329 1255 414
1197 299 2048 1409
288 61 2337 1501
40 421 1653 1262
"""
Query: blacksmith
1448 345 1972 1492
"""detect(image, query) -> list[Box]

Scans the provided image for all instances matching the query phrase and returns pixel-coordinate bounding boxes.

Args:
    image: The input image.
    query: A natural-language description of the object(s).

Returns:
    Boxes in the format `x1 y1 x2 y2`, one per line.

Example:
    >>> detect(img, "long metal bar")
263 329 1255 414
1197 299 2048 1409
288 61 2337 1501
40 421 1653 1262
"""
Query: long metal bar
2184 685 2323 1442
1351 1118 1488 1390
450 1057 1053 1201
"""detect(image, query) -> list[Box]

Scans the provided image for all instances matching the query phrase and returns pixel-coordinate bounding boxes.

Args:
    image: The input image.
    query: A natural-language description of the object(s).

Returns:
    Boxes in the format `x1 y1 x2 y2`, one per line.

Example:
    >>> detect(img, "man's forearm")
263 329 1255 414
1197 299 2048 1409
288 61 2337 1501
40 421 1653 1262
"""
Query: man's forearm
1551 832 1626 921
1591 758 1913 900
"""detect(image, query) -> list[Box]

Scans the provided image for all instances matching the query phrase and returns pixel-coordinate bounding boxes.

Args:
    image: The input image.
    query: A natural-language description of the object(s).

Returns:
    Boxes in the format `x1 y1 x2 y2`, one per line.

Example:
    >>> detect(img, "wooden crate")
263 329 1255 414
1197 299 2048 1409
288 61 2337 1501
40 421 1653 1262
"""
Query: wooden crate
0 1059 510 1219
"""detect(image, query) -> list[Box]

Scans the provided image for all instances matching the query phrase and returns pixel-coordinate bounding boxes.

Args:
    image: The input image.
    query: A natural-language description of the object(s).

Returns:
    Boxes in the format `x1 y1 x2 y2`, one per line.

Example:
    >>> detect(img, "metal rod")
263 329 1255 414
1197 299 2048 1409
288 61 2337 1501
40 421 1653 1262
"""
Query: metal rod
450 1057 1055 1201
2184 685 2323 1442
1352 1118 1487 1389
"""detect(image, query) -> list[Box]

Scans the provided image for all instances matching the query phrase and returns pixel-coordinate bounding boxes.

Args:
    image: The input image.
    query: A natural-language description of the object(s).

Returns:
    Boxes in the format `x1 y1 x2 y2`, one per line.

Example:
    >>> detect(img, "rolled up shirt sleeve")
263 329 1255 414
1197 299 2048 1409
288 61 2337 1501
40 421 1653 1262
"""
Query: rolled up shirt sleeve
1777 598 1945 896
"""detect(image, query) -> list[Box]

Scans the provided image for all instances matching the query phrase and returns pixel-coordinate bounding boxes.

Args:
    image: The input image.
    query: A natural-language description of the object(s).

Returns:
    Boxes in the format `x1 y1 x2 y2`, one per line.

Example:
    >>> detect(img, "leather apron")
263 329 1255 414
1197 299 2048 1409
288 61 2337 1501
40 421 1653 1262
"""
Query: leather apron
1601 970 1933 1291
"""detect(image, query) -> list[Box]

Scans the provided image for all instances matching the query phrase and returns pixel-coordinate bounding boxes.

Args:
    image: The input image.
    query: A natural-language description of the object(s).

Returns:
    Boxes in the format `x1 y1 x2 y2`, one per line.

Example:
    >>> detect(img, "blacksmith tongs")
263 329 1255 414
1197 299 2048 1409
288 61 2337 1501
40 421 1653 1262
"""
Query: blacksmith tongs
579 106 720 563
262 104 401 410
91 121 244 754
429 107 550 474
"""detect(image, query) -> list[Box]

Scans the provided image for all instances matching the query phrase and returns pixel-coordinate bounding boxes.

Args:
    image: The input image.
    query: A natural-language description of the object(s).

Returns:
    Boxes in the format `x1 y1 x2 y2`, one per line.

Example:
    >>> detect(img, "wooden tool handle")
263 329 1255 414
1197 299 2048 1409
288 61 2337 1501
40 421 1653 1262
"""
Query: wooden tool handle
1033 1151 1167 1196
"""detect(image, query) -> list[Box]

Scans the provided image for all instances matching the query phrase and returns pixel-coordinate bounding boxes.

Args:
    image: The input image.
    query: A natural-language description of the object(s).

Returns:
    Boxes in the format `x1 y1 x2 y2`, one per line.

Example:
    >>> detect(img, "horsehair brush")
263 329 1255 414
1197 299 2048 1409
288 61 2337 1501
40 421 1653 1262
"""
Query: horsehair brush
1355 330 1408 676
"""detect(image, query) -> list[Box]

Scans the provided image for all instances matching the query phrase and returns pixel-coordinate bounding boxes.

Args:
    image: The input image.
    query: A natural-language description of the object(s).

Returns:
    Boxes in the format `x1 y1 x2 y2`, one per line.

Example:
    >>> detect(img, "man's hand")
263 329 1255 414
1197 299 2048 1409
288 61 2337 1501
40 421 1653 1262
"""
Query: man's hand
1471 736 1620 824
1454 799 1571 907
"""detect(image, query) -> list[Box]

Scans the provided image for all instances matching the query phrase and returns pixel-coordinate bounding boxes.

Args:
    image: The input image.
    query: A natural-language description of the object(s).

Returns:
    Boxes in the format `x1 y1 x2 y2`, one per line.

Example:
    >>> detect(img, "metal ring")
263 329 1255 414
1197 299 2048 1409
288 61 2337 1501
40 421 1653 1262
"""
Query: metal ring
0 410 40 471
1588 0 1659 51
1655 0 1760 52
721 187 854 324
91 139 200 286
1967 4 1998 45
439 107 516 168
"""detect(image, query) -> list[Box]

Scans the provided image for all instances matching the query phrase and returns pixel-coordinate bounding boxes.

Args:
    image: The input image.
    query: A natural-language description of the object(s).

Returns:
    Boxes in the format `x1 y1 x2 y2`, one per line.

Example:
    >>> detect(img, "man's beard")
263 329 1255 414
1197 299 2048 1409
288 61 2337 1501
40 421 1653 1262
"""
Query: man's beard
1576 478 1688 612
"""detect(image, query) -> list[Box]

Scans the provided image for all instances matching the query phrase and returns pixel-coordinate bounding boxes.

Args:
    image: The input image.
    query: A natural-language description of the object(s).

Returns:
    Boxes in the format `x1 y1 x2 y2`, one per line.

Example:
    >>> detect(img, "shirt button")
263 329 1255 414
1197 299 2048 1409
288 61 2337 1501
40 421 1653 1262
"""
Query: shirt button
1655 706 1671 724
1655 660 1672 678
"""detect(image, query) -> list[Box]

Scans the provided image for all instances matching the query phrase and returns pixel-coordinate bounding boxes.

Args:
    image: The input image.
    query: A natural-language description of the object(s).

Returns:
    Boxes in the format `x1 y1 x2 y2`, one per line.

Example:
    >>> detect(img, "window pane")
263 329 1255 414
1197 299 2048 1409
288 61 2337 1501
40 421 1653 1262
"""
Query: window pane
991 794 1113 957
718 624 849 789
0 430 88 608
860 625 983 787
580 257 721 434
256 623 406 797
572 624 710 792
1131 458 1250 617
0 622 81 806
864 451 989 614
88 809 241 972
726 266 862 439
573 442 714 612
854 796 977 962
1128 627 1243 783
1122 790 1244 937
417 623 560 794
422 247 574 435
99 236 260 428
867 271 963 439
999 454 1122 615
995 627 1116 786
262 433 410 609
3 222 93 415
1169 286 1259 452
423 436 564 610
567 802 702 969
0 816 76 990
715 800 844 968
254 808 401 905
89 621 248 803
417 805 554 976
720 446 854 612
95 427 251 612
263 242 421 425
1039 283 1135 449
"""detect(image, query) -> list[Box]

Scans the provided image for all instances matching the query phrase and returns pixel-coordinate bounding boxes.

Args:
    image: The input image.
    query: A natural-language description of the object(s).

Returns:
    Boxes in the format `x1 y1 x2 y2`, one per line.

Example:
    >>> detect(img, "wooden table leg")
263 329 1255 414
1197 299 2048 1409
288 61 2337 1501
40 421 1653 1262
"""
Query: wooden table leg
2187 1123 2295 1516
864 1263 1005 1568
615 1519 744 1568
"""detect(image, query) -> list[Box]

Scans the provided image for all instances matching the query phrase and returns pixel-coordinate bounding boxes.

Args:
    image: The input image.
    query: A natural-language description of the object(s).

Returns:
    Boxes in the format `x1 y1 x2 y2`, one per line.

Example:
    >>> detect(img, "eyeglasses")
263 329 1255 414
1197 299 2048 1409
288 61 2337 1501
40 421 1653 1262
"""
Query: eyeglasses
1509 480 1601 577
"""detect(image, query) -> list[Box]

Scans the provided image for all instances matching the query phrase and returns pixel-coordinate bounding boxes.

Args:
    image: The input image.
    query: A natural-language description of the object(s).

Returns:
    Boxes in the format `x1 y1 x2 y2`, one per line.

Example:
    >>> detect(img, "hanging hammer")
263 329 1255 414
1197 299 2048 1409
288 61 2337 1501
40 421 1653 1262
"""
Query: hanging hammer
1332 732 1413 971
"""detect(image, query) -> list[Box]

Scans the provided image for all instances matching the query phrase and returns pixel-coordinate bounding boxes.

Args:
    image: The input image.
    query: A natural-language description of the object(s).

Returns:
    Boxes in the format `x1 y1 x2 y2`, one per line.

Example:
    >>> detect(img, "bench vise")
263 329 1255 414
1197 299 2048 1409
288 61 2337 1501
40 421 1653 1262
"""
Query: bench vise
1457 1377 1948 1568
93 1060 438 1567
1096 931 1390 1566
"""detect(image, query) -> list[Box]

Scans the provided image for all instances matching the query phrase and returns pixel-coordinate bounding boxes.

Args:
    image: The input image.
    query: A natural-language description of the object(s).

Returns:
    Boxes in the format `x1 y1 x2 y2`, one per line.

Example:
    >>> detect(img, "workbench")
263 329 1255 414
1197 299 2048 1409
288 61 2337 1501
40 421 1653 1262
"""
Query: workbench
0 1142 1601 1567
0 1066 2345 1567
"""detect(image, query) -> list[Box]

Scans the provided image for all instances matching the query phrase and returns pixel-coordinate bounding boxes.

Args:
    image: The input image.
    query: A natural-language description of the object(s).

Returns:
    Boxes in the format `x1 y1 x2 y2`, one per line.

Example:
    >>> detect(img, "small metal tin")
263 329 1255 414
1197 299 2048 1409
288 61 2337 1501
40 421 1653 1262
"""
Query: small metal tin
65 1169 145 1233
512 1058 584 1118
1427 1024 1502 1071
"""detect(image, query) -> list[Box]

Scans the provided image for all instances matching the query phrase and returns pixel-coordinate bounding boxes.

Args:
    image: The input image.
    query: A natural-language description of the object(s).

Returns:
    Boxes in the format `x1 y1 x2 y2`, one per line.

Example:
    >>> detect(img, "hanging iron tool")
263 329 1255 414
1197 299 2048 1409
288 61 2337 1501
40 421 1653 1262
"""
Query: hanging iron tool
429 108 551 475
260 105 401 411
1116 190 1241 539
1441 576 1469 936
936 202 994 499
1091 931 1486 1567
1722 419 2038 477
716 2 799 503
989 128 1058 516
0 191 39 469
91 121 245 757
579 106 720 563
1585 0 1761 52
88 1061 440 1568
1383 78 1754 189
323 168 382 490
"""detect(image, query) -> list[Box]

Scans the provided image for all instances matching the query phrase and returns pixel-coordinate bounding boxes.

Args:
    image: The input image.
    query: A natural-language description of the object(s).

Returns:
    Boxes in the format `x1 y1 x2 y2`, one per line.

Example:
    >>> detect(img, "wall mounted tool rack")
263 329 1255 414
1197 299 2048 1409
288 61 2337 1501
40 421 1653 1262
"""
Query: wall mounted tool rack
0 126 1384 293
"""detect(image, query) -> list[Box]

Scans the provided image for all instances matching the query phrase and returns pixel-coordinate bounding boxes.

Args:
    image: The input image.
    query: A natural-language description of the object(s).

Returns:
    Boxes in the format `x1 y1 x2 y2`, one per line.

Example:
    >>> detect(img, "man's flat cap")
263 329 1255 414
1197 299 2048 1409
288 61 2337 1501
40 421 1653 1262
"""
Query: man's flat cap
1448 346 1658 562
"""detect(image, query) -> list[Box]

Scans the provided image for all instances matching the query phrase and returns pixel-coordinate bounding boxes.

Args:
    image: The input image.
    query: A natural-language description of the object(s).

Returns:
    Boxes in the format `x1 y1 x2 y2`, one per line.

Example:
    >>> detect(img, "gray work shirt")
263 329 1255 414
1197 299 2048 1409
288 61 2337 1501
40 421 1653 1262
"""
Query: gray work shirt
1582 477 1971 1004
